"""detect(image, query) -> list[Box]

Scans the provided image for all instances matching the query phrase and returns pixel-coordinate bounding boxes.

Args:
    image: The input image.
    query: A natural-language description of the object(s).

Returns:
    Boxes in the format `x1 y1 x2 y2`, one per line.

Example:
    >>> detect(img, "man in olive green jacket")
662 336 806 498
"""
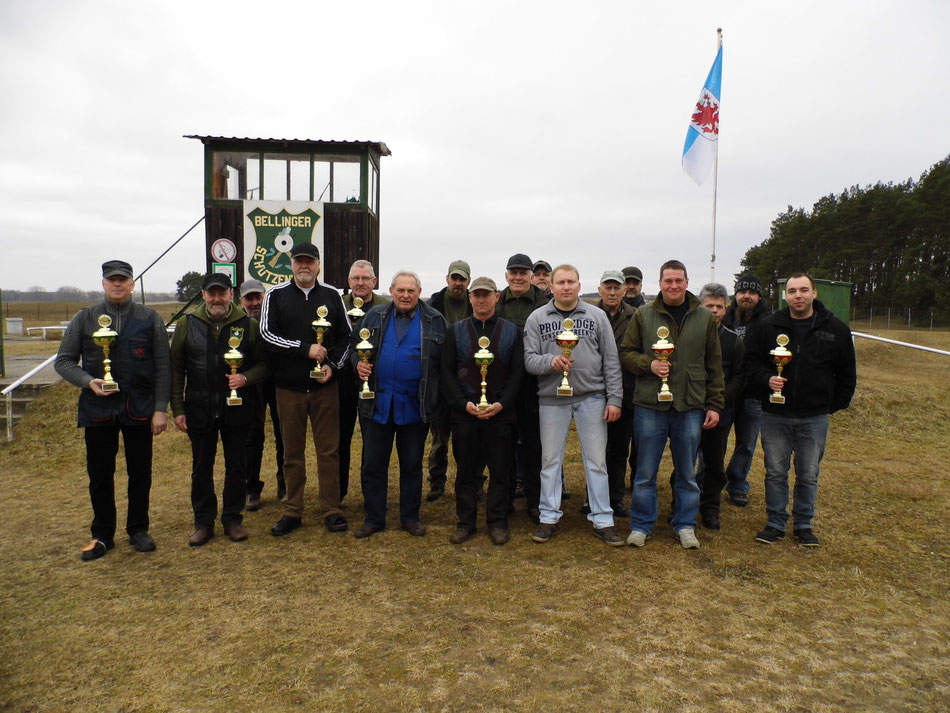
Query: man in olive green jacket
619 260 724 549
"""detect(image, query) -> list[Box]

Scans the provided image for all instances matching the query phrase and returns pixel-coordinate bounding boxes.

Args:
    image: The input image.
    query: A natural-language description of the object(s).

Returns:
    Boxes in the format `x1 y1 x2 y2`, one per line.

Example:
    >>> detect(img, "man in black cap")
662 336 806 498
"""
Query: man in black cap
495 253 549 523
622 266 645 308
239 278 285 510
259 242 351 536
55 259 170 561
171 273 268 546
531 260 553 298
425 259 473 501
722 272 773 507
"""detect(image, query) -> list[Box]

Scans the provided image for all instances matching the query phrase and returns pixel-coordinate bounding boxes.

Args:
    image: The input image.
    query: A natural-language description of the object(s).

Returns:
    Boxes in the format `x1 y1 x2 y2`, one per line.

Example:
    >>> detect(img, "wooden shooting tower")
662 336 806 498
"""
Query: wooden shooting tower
185 136 390 288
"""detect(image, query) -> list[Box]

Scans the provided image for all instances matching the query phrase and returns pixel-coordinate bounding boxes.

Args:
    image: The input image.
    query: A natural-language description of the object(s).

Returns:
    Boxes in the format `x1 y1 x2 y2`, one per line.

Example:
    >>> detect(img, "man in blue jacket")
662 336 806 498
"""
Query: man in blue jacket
351 271 448 538
746 273 856 547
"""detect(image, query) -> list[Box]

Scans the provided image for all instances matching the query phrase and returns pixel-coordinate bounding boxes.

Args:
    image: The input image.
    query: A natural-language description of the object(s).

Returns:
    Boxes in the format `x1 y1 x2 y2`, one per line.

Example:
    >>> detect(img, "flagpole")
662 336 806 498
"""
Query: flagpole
710 27 722 284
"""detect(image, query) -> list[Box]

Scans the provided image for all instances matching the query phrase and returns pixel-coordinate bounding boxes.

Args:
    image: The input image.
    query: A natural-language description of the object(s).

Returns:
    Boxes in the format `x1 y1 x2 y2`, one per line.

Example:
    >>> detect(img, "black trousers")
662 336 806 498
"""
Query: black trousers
698 423 731 514
605 405 634 507
515 397 542 510
427 406 451 490
84 423 153 541
338 369 362 500
452 419 515 530
245 380 284 497
359 418 428 529
189 422 249 529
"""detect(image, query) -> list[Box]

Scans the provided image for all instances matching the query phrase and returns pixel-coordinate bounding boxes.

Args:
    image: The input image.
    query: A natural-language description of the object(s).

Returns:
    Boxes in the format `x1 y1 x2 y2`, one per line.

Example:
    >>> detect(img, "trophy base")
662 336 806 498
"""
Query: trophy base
226 396 243 407
101 381 120 393
657 392 673 403
359 391 375 400
310 369 326 381
769 393 786 404
556 387 573 397
477 403 489 412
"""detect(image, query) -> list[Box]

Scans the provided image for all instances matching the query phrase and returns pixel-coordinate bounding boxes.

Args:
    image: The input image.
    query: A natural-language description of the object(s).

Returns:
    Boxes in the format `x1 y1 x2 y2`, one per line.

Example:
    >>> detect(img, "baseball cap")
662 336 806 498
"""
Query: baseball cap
448 259 471 279
532 260 553 273
290 242 320 260
600 270 625 284
240 279 266 297
622 266 643 281
202 273 232 290
469 276 497 293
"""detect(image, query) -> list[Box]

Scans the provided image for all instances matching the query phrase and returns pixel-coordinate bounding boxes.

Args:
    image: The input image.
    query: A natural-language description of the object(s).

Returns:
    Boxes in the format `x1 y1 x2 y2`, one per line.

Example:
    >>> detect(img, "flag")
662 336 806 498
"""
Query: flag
682 44 722 185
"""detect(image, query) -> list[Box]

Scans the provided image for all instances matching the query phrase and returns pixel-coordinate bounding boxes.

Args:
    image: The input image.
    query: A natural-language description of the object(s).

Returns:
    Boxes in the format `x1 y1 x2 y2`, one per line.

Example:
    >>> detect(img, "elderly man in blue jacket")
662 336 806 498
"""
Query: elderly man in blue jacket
350 270 448 539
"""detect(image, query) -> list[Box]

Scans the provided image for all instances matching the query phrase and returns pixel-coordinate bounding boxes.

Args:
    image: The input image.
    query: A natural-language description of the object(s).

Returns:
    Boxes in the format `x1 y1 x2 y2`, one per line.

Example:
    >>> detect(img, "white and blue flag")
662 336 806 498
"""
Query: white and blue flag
682 44 722 185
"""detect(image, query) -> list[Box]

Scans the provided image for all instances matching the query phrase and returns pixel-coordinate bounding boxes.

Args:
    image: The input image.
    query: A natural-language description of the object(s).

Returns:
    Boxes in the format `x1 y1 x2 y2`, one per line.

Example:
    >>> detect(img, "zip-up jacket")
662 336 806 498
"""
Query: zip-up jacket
56 298 170 427
170 303 269 432
429 286 473 323
523 299 623 407
598 299 637 409
259 279 350 393
619 292 725 413
744 300 856 417
718 323 745 423
722 296 772 400
349 301 447 423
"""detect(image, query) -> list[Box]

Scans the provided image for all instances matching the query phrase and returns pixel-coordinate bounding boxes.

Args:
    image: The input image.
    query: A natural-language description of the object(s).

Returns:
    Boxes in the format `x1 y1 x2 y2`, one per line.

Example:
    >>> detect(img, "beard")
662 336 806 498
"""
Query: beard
736 302 756 321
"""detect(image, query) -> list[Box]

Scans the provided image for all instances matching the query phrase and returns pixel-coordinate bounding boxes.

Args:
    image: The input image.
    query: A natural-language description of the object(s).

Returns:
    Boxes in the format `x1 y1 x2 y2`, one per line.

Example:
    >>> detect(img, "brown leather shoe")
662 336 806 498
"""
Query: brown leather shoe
225 523 248 542
449 527 474 544
401 520 427 537
355 523 383 539
188 528 214 547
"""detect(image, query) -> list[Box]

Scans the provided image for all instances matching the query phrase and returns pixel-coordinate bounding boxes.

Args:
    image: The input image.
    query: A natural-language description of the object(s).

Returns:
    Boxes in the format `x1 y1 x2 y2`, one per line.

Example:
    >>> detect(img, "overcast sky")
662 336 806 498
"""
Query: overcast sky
2 1 948 298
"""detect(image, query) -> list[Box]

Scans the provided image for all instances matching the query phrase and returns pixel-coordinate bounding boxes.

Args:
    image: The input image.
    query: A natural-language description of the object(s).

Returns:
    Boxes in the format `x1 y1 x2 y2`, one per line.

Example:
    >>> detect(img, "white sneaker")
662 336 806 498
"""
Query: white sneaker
626 529 648 547
677 527 700 549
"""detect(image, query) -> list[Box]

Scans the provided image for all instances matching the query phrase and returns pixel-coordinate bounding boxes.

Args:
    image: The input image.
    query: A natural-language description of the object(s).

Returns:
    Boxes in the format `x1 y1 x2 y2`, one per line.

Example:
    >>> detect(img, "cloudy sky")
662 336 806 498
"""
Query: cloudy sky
1 1 948 297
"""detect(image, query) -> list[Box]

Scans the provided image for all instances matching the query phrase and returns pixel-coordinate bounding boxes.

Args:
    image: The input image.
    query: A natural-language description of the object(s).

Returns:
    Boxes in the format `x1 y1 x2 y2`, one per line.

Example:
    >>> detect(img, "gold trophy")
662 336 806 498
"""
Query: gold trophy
356 328 375 400
92 315 120 392
224 336 244 406
347 296 366 323
310 305 331 381
474 336 494 411
769 334 793 404
556 318 580 397
652 326 675 403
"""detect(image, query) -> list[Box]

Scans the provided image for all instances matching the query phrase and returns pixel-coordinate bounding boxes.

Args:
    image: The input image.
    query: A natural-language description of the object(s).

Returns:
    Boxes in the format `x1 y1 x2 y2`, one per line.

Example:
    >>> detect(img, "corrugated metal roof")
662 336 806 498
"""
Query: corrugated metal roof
183 135 391 156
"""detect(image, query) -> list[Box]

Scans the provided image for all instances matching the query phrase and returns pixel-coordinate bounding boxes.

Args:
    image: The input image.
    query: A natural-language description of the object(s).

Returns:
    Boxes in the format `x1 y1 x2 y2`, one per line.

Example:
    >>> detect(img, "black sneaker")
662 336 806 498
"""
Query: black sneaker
531 522 559 543
593 526 625 547
325 513 348 532
129 531 156 552
794 528 820 547
271 515 302 536
80 538 114 561
729 492 749 507
755 526 785 544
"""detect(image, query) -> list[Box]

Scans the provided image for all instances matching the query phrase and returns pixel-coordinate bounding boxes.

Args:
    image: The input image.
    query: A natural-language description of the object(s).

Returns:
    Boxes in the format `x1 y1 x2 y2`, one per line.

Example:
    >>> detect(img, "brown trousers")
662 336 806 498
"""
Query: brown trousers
275 386 342 519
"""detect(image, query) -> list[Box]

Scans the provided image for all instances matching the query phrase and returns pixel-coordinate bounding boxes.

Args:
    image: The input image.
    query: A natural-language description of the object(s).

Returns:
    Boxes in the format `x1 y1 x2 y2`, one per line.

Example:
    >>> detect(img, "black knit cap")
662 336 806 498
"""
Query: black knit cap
734 272 763 297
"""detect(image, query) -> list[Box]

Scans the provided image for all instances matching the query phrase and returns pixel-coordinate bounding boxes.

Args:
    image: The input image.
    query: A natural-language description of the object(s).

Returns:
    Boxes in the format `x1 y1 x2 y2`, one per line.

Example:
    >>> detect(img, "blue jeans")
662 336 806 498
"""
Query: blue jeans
760 412 829 531
725 397 762 496
538 394 613 529
630 407 703 534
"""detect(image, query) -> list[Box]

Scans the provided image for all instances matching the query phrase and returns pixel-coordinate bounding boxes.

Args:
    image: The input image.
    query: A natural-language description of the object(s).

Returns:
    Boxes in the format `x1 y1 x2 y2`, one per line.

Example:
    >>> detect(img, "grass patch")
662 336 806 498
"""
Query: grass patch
0 333 948 712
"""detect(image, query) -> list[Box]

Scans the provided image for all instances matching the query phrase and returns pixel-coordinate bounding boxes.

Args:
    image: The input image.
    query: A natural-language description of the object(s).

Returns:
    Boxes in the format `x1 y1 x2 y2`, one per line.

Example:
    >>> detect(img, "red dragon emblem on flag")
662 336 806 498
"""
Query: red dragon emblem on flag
690 88 719 136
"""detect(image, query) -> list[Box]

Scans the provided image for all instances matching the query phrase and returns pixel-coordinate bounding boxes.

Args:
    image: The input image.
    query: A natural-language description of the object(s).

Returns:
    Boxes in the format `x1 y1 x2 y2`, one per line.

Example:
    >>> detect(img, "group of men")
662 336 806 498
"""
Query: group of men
56 252 855 560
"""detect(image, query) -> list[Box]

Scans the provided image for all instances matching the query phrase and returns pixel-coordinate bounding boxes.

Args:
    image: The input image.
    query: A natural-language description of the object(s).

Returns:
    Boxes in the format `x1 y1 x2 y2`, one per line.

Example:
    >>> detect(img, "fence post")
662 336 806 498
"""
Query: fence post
887 308 890 329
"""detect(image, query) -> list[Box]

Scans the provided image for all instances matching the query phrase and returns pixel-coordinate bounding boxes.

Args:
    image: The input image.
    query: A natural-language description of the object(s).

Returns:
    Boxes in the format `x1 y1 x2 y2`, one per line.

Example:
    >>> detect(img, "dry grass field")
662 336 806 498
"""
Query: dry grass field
0 332 948 713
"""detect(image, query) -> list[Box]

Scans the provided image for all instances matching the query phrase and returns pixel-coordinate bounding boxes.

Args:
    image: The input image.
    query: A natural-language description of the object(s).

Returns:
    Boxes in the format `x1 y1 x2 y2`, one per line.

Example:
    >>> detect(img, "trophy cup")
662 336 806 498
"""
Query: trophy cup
556 318 580 397
474 336 495 411
652 326 675 402
92 315 120 392
347 296 366 324
769 334 793 404
310 305 331 381
356 328 375 400
224 336 244 406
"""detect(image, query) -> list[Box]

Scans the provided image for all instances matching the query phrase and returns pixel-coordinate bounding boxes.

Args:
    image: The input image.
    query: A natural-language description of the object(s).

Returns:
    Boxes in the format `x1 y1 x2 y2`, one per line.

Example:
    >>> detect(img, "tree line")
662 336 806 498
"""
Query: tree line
740 155 950 325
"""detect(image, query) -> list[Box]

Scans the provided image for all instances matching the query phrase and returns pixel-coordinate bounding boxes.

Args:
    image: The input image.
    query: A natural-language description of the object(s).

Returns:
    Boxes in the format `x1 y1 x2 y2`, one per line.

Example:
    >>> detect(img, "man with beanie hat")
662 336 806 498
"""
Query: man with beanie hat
721 272 772 506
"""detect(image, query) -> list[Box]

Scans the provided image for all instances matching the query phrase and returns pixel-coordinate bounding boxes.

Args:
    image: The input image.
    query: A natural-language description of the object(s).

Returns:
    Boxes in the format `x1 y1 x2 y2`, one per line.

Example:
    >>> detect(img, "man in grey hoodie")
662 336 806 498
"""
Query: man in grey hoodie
523 265 624 546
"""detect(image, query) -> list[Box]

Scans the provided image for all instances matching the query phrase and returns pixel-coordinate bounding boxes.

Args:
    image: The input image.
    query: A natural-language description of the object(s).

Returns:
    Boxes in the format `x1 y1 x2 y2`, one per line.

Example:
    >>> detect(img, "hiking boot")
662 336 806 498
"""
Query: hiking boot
531 522 559 543
449 527 475 544
593 526 624 547
677 527 700 549
794 528 820 547
626 529 649 547
755 526 786 544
